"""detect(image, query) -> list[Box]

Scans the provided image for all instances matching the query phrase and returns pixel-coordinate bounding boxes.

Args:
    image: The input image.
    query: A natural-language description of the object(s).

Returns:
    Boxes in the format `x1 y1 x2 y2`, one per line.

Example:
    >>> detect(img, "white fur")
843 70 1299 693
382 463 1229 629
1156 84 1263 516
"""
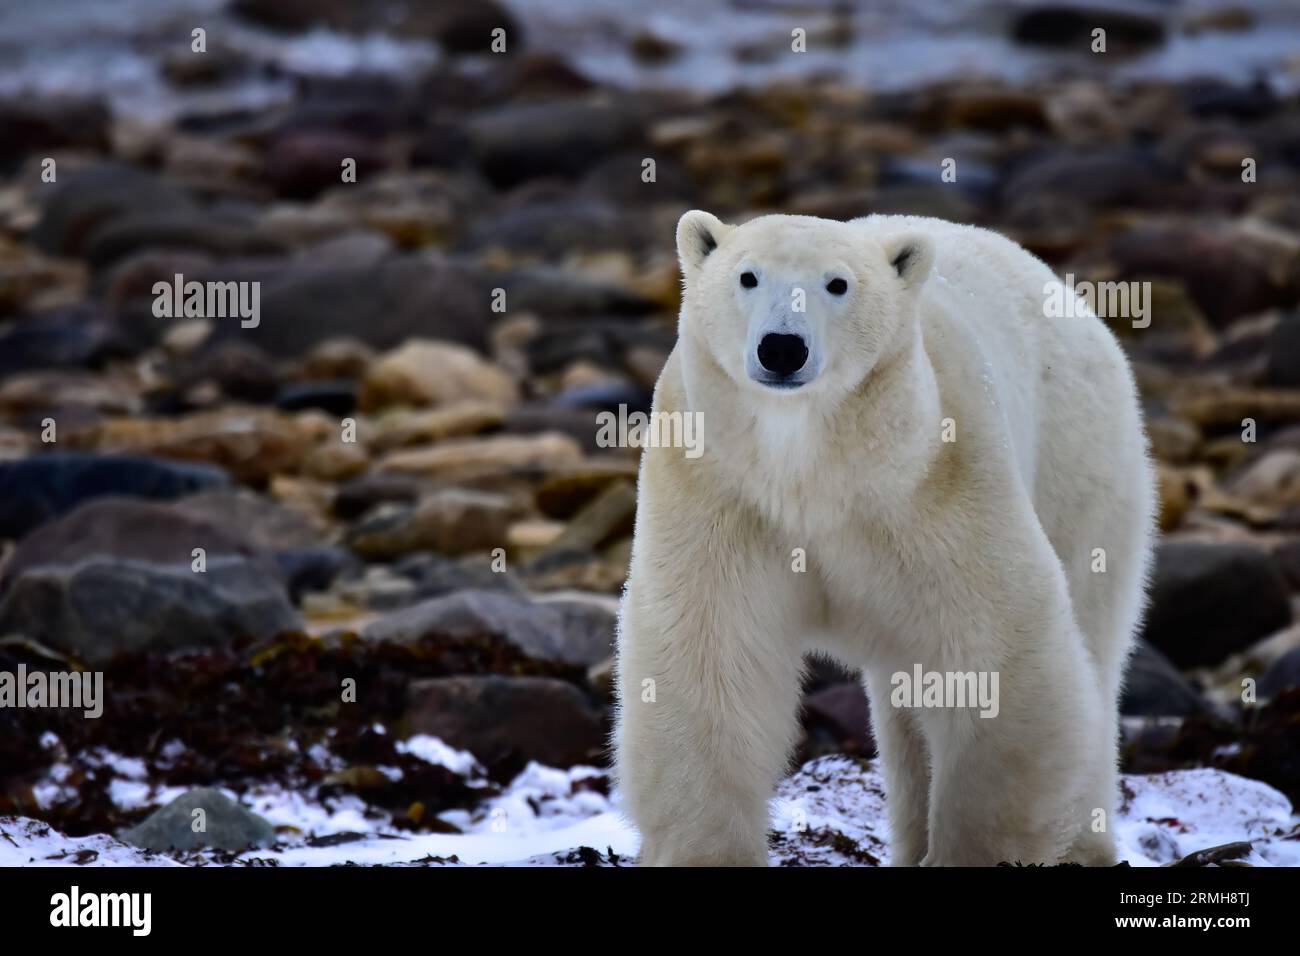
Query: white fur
613 212 1156 866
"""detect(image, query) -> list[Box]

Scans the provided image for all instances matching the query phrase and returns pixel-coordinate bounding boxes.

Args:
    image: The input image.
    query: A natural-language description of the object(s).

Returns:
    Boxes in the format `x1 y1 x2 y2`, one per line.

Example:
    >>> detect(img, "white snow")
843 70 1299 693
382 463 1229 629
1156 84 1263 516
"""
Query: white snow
5 749 1297 867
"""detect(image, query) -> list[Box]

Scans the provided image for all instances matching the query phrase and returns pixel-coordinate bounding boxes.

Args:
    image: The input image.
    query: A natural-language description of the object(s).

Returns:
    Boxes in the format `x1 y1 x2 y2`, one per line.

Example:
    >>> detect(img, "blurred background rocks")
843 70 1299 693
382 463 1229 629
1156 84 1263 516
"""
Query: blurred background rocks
2 0 1300 840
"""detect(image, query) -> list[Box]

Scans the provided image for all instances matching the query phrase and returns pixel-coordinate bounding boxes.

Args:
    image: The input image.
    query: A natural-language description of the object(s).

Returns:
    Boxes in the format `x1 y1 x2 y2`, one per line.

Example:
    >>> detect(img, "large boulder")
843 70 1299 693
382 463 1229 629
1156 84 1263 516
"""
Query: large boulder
361 588 614 667
1142 541 1292 669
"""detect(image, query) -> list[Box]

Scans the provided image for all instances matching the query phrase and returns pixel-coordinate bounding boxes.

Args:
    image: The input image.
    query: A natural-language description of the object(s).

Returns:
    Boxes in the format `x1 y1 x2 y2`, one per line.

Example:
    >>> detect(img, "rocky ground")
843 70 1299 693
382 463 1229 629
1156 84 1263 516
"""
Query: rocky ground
2 0 1300 865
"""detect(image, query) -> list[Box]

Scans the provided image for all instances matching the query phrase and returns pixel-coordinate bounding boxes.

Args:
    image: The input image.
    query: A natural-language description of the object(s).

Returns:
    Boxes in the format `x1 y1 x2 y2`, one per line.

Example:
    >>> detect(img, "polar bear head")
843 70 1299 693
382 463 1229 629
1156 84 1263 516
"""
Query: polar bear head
675 211 933 399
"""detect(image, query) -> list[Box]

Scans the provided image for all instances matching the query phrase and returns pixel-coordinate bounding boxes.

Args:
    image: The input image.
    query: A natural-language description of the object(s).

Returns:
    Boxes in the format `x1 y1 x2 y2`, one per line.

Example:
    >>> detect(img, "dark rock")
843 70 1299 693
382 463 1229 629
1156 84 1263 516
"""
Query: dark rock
390 552 523 602
334 473 424 521
404 675 603 771
1120 639 1211 717
0 95 110 172
460 194 641 256
0 306 117 377
802 681 873 753
83 210 285 269
486 266 657 319
550 381 653 414
468 97 647 187
1265 315 1300 388
32 163 197 257
229 0 522 53
179 340 280 404
1184 78 1280 120
361 589 614 667
0 554 300 664
1142 541 1292 669
275 381 358 417
206 254 492 355
0 454 229 541
274 546 357 601
1258 645 1300 698
1011 5 1165 50
263 130 389 200
120 787 276 851
1002 148 1179 209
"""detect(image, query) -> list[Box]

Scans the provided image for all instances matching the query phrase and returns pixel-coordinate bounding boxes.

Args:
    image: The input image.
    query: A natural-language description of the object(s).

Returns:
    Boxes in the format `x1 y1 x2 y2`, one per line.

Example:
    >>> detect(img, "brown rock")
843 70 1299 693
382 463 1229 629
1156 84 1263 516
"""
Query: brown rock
378 432 583 484
359 340 517 411
404 676 603 771
348 489 514 560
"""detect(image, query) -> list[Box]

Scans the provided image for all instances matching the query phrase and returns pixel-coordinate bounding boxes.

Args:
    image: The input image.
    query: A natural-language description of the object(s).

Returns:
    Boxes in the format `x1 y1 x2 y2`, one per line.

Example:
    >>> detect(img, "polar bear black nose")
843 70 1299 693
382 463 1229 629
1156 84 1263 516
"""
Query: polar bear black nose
757 333 809 377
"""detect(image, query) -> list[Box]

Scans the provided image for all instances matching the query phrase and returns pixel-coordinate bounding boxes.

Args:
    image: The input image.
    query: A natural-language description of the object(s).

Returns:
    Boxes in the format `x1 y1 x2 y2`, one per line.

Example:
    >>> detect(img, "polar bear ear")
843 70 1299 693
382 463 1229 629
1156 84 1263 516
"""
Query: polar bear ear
676 210 731 275
885 234 935 290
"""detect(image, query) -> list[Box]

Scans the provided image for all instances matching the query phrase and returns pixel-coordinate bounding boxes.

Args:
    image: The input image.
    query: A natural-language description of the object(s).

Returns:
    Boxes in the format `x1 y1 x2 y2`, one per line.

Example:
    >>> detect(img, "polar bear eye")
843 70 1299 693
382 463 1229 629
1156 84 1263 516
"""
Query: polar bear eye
826 278 848 295
740 271 758 289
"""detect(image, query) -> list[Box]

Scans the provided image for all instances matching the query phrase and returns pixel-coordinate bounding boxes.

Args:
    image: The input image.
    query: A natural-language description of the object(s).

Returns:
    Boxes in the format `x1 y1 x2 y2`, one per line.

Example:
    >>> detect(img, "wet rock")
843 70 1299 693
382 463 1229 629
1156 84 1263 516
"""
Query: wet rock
120 788 275 851
404 675 603 773
1120 640 1211 717
0 453 229 541
347 489 515 560
359 341 517 411
32 163 197 257
361 588 614 667
1142 541 1292 668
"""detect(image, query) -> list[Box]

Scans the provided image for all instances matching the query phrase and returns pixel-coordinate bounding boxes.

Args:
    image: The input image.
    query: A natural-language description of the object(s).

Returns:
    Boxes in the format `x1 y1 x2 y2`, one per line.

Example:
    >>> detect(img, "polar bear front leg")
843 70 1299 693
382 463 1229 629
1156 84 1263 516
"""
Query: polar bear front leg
614 494 807 867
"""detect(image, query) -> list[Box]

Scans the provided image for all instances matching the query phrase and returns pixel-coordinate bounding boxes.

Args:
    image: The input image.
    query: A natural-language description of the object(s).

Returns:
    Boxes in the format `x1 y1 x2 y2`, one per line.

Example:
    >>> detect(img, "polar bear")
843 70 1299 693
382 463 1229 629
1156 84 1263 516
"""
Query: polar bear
612 211 1155 866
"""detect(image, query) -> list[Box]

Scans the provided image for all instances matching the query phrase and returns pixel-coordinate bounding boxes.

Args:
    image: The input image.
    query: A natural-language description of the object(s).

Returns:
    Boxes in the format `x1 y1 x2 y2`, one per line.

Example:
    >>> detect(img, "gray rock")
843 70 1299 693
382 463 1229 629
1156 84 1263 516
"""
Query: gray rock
32 163 197 257
120 788 276 851
405 675 604 769
361 589 613 666
0 556 300 664
1120 640 1210 717
1142 541 1292 669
